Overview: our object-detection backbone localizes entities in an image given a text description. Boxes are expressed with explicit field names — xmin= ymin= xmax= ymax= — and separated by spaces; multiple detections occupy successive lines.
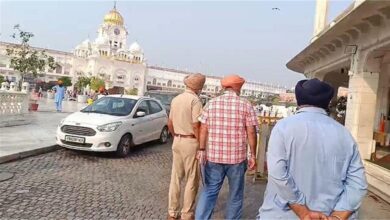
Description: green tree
xmin=58 ymin=76 xmax=72 ymax=87
xmin=0 ymin=75 xmax=4 ymax=84
xmin=74 ymin=76 xmax=91 ymax=90
xmin=271 ymin=95 xmax=281 ymax=105
xmin=126 ymin=88 xmax=138 ymax=95
xmin=246 ymin=95 xmax=259 ymax=105
xmin=6 ymin=25 xmax=56 ymax=86
xmin=90 ymin=76 xmax=105 ymax=91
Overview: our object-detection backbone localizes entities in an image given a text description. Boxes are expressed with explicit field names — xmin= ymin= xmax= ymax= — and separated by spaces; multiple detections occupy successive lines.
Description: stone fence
xmin=0 ymin=82 xmax=31 ymax=127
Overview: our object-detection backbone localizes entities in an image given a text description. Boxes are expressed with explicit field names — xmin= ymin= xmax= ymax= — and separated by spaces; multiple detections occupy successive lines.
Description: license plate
xmin=65 ymin=136 xmax=85 ymax=143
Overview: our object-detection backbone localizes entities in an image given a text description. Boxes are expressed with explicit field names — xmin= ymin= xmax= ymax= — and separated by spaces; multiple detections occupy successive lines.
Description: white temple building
xmin=0 ymin=4 xmax=287 ymax=97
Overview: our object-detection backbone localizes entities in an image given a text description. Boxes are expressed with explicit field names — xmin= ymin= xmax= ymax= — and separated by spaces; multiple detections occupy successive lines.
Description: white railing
xmin=0 ymin=82 xmax=31 ymax=127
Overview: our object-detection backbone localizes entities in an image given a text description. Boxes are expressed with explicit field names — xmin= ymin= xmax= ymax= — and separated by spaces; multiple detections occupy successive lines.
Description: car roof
xmin=146 ymin=90 xmax=180 ymax=95
xmin=104 ymin=94 xmax=161 ymax=102
xmin=105 ymin=94 xmax=142 ymax=100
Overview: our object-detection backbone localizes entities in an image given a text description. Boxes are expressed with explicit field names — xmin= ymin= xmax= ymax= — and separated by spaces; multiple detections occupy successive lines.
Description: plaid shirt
xmin=199 ymin=90 xmax=258 ymax=164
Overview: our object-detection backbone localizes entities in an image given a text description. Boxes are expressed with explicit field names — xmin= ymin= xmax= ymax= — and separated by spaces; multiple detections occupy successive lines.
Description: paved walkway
xmin=0 ymin=98 xmax=85 ymax=163
xmin=0 ymin=143 xmax=389 ymax=219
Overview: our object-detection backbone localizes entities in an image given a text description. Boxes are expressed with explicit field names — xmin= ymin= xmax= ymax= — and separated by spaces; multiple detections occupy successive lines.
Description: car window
xmin=145 ymin=92 xmax=178 ymax=106
xmin=136 ymin=101 xmax=150 ymax=115
xmin=112 ymin=100 xmax=125 ymax=109
xmin=148 ymin=100 xmax=163 ymax=114
xmin=95 ymin=98 xmax=110 ymax=108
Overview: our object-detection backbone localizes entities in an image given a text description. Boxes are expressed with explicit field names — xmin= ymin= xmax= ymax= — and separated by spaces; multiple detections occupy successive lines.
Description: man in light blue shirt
xmin=52 ymin=80 xmax=66 ymax=112
xmin=257 ymin=79 xmax=367 ymax=220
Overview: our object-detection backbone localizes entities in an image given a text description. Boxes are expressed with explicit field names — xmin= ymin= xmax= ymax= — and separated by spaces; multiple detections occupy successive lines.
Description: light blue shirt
xmin=53 ymin=85 xmax=66 ymax=103
xmin=258 ymin=107 xmax=367 ymax=220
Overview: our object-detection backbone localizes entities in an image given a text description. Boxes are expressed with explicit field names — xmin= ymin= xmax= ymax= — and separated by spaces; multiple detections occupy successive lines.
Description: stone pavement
xmin=0 ymin=98 xmax=85 ymax=163
xmin=0 ymin=141 xmax=389 ymax=219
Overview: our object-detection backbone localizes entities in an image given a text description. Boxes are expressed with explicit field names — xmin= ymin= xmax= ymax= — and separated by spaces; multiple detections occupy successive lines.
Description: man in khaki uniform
xmin=167 ymin=73 xmax=206 ymax=220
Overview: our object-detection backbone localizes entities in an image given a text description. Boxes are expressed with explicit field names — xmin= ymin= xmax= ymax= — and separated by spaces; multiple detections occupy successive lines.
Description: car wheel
xmin=159 ymin=126 xmax=169 ymax=144
xmin=116 ymin=134 xmax=133 ymax=157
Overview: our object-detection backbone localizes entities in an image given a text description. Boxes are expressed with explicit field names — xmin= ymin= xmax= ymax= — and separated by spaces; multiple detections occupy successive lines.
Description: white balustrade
xmin=0 ymin=82 xmax=31 ymax=127
xmin=9 ymin=82 xmax=17 ymax=91
xmin=1 ymin=82 xmax=9 ymax=90
xmin=22 ymin=82 xmax=30 ymax=93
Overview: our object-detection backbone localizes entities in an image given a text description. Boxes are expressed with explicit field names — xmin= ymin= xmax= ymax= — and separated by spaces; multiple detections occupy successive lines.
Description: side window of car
xmin=136 ymin=101 xmax=150 ymax=115
xmin=148 ymin=100 xmax=163 ymax=114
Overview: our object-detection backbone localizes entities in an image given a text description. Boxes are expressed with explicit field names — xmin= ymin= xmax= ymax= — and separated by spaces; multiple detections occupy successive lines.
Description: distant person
xmin=257 ymin=78 xmax=367 ymax=220
xmin=195 ymin=75 xmax=258 ymax=220
xmin=167 ymin=73 xmax=206 ymax=220
xmin=38 ymin=87 xmax=43 ymax=98
xmin=97 ymin=87 xmax=108 ymax=100
xmin=92 ymin=90 xmax=99 ymax=101
xmin=52 ymin=80 xmax=66 ymax=112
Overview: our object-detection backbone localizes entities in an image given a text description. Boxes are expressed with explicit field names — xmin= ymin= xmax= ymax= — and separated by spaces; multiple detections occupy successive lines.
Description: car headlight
xmin=97 ymin=122 xmax=122 ymax=132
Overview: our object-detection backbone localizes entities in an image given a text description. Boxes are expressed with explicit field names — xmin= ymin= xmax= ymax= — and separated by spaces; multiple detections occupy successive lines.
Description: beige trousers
xmin=168 ymin=137 xmax=199 ymax=220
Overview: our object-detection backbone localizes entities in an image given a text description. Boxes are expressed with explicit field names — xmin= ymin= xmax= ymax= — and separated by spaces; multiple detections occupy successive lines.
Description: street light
xmin=344 ymin=45 xmax=358 ymax=55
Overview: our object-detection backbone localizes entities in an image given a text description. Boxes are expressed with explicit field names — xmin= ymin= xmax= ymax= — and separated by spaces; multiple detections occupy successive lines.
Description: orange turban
xmin=184 ymin=73 xmax=206 ymax=91
xmin=58 ymin=80 xmax=63 ymax=85
xmin=221 ymin=75 xmax=245 ymax=90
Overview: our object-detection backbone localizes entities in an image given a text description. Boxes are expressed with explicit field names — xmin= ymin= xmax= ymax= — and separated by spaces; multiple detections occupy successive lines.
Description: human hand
xmin=329 ymin=210 xmax=351 ymax=220
xmin=196 ymin=150 xmax=206 ymax=165
xmin=302 ymin=211 xmax=329 ymax=220
xmin=327 ymin=216 xmax=342 ymax=220
xmin=248 ymin=156 xmax=256 ymax=170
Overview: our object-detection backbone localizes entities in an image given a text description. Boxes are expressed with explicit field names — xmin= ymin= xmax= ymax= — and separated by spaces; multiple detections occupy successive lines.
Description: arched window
xmin=56 ymin=64 xmax=63 ymax=74
xmin=152 ymin=78 xmax=157 ymax=85
xmin=167 ymin=80 xmax=172 ymax=87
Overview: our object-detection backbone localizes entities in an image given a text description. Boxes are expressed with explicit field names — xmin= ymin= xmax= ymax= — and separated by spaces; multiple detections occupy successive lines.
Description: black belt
xmin=174 ymin=134 xmax=196 ymax=139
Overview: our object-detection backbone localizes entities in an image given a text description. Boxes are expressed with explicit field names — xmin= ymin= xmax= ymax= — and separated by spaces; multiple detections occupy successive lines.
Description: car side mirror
xmin=136 ymin=111 xmax=146 ymax=117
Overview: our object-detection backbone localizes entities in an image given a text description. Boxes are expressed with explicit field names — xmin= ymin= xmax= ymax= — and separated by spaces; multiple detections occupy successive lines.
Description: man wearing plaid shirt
xmin=195 ymin=75 xmax=258 ymax=220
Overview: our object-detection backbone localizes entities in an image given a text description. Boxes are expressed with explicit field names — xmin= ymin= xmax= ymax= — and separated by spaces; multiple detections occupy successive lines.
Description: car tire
xmin=116 ymin=134 xmax=133 ymax=157
xmin=159 ymin=126 xmax=169 ymax=144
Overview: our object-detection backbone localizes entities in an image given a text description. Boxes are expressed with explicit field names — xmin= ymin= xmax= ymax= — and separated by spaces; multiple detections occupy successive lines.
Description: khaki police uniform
xmin=168 ymin=89 xmax=203 ymax=220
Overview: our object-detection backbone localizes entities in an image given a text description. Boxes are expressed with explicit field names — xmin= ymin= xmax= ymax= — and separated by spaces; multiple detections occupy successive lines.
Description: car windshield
xmin=81 ymin=97 xmax=137 ymax=116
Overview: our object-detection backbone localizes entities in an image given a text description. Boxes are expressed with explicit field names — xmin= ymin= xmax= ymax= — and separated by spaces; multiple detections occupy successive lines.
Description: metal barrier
xmin=252 ymin=115 xmax=282 ymax=182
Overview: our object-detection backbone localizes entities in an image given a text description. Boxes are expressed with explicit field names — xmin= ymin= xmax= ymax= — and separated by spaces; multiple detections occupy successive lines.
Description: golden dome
xmin=103 ymin=8 xmax=124 ymax=26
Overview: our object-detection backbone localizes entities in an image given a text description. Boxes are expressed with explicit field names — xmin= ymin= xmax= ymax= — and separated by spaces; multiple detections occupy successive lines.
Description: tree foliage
xmin=0 ymin=75 xmax=4 ymax=84
xmin=74 ymin=76 xmax=91 ymax=90
xmin=126 ymin=88 xmax=138 ymax=95
xmin=58 ymin=76 xmax=72 ymax=87
xmin=90 ymin=77 xmax=105 ymax=91
xmin=6 ymin=25 xmax=56 ymax=82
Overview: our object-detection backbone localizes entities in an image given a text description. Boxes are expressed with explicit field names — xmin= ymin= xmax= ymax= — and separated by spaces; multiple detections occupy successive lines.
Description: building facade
xmin=0 ymin=5 xmax=287 ymax=97
xmin=287 ymin=0 xmax=390 ymax=202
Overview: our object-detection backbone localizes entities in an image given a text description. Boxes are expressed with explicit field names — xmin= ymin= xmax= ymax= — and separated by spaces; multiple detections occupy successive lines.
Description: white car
xmin=56 ymin=95 xmax=169 ymax=157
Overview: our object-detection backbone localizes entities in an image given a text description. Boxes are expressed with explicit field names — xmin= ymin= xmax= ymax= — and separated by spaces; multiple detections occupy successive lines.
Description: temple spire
xmin=113 ymin=1 xmax=117 ymax=10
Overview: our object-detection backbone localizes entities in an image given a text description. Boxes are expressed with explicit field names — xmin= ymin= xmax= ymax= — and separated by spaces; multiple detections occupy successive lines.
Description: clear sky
xmin=0 ymin=0 xmax=353 ymax=87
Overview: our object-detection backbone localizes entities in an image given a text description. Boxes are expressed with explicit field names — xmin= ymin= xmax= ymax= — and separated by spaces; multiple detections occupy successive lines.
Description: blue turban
xmin=295 ymin=78 xmax=335 ymax=109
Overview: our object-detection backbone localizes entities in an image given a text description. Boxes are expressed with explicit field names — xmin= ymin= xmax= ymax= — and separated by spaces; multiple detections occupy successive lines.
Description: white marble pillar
xmin=345 ymin=71 xmax=380 ymax=159
xmin=354 ymin=0 xmax=366 ymax=8
xmin=312 ymin=0 xmax=329 ymax=42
